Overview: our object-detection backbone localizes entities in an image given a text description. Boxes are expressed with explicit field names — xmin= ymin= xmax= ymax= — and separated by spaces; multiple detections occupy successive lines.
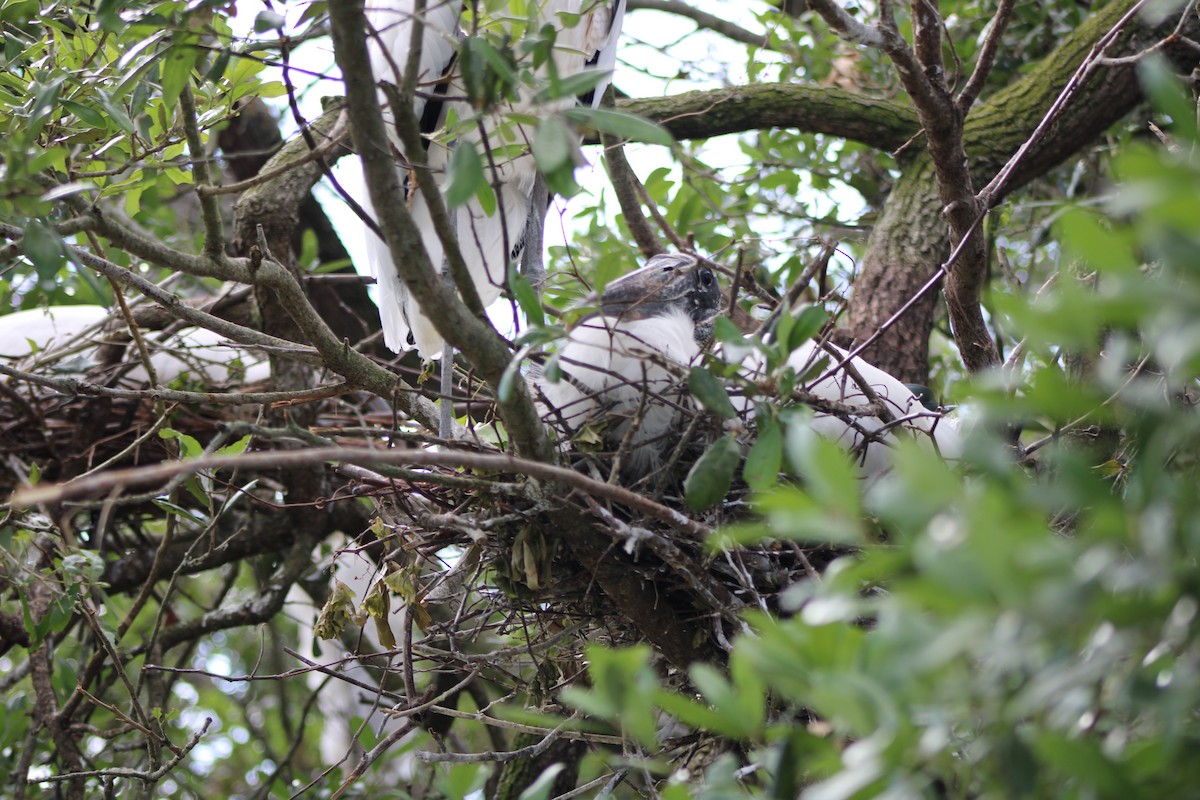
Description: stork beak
xmin=595 ymin=253 xmax=722 ymax=340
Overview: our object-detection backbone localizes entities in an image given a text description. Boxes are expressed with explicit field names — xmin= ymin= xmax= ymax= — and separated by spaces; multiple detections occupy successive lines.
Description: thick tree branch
xmin=616 ymin=84 xmax=919 ymax=152
xmin=957 ymin=0 xmax=1016 ymax=113
xmin=845 ymin=0 xmax=1200 ymax=381
xmin=813 ymin=0 xmax=997 ymax=373
xmin=601 ymin=132 xmax=665 ymax=259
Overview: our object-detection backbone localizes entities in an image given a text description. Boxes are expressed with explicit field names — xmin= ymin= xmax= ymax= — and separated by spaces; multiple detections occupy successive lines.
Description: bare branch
xmin=627 ymin=0 xmax=771 ymax=49
xmin=11 ymin=447 xmax=714 ymax=539
xmin=178 ymin=85 xmax=225 ymax=260
xmin=601 ymin=132 xmax=665 ymax=259
xmin=957 ymin=0 xmax=1016 ymax=113
xmin=804 ymin=0 xmax=885 ymax=48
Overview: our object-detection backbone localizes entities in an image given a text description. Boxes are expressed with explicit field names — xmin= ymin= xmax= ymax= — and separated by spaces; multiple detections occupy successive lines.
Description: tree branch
xmin=627 ymin=0 xmax=771 ymax=49
xmin=12 ymin=447 xmax=714 ymax=539
xmin=810 ymin=0 xmax=997 ymax=373
xmin=327 ymin=0 xmax=554 ymax=462
xmin=601 ymin=132 xmax=665 ymax=259
xmin=616 ymin=83 xmax=919 ymax=152
xmin=956 ymin=0 xmax=1015 ymax=113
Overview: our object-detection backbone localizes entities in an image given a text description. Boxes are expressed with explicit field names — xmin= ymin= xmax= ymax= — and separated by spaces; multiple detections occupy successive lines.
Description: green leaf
xmin=499 ymin=342 xmax=539 ymax=404
xmin=533 ymin=116 xmax=576 ymax=184
xmin=535 ymin=68 xmax=606 ymax=104
xmin=743 ymin=417 xmax=782 ymax=490
xmin=684 ymin=434 xmax=741 ymax=511
xmin=150 ymin=498 xmax=208 ymax=526
xmin=215 ymin=434 xmax=253 ymax=457
xmin=786 ymin=306 xmax=828 ymax=354
xmin=61 ymin=552 xmax=104 ymax=585
xmin=713 ymin=315 xmax=750 ymax=347
xmin=21 ymin=220 xmax=66 ymax=281
xmin=95 ymin=90 xmax=137 ymax=135
xmin=508 ymin=263 xmax=544 ymax=328
xmin=40 ymin=182 xmax=89 ymax=204
xmin=517 ymin=765 xmax=567 ymax=800
xmin=755 ymin=484 xmax=863 ymax=545
xmin=688 ymin=367 xmax=736 ymax=419
xmin=1138 ymin=55 xmax=1199 ymax=141
xmin=783 ymin=411 xmax=858 ymax=508
xmin=471 ymin=37 xmax=519 ymax=94
xmin=159 ymin=38 xmax=199 ymax=109
xmin=60 ymin=100 xmax=107 ymax=128
xmin=1033 ymin=732 xmax=1134 ymax=799
xmin=445 ymin=143 xmax=485 ymax=208
xmin=1058 ymin=208 xmax=1136 ymax=274
xmin=253 ymin=9 xmax=286 ymax=32
xmin=655 ymin=689 xmax=744 ymax=738
xmin=159 ymin=428 xmax=203 ymax=459
xmin=563 ymin=107 xmax=674 ymax=146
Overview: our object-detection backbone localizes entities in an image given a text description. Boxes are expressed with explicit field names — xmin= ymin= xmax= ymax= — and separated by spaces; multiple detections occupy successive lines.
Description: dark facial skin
xmin=594 ymin=253 xmax=721 ymax=343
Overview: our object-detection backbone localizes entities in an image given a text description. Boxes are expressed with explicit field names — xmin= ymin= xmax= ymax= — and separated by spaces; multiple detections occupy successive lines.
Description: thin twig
xmin=12 ymin=446 xmax=714 ymax=538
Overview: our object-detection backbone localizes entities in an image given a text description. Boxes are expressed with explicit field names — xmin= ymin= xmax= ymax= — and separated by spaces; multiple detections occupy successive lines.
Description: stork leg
xmin=439 ymin=340 xmax=454 ymax=438
xmin=439 ymin=196 xmax=461 ymax=440
xmin=519 ymin=173 xmax=550 ymax=293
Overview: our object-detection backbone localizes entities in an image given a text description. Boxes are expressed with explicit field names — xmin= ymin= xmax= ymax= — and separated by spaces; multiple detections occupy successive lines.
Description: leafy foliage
xmin=554 ymin=78 xmax=1200 ymax=799
xmin=1 ymin=1 xmax=1199 ymax=799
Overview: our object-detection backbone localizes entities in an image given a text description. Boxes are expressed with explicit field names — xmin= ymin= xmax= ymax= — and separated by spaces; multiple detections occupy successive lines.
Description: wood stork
xmin=534 ymin=253 xmax=721 ymax=479
xmin=534 ymin=256 xmax=961 ymax=485
xmin=731 ymin=341 xmax=962 ymax=486
xmin=0 ymin=305 xmax=269 ymax=386
xmin=363 ymin=0 xmax=627 ymax=358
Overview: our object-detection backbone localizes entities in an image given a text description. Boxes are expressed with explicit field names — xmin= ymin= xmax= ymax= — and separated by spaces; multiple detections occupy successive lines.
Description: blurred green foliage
xmin=555 ymin=60 xmax=1200 ymax=799
xmin=3 ymin=0 xmax=1198 ymax=798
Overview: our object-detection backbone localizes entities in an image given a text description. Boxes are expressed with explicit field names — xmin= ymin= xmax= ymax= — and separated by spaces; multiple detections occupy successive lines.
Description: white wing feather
xmin=364 ymin=0 xmax=626 ymax=357
xmin=536 ymin=306 xmax=699 ymax=477
xmin=0 ymin=305 xmax=269 ymax=386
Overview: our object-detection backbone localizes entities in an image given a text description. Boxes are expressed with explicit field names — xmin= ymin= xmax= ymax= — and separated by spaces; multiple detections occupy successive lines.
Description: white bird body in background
xmin=286 ymin=543 xmax=416 ymax=775
xmin=732 ymin=341 xmax=962 ymax=485
xmin=364 ymin=0 xmax=626 ymax=357
xmin=0 ymin=305 xmax=269 ymax=387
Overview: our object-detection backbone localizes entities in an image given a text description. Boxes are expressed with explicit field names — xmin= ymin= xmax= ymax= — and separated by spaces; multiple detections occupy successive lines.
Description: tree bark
xmin=619 ymin=0 xmax=1200 ymax=381
xmin=842 ymin=0 xmax=1200 ymax=381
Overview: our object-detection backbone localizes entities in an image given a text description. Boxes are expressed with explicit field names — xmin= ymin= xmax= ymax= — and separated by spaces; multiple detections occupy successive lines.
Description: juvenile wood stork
xmin=363 ymin=0 xmax=626 ymax=358
xmin=534 ymin=255 xmax=961 ymax=486
xmin=535 ymin=253 xmax=721 ymax=478
xmin=732 ymin=341 xmax=962 ymax=486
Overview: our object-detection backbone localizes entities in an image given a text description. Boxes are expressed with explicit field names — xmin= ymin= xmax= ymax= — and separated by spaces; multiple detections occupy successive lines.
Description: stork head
xmin=594 ymin=253 xmax=722 ymax=343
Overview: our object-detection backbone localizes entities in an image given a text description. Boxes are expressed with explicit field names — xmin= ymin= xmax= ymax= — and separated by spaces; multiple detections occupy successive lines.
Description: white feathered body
xmin=286 ymin=544 xmax=414 ymax=774
xmin=733 ymin=340 xmax=962 ymax=485
xmin=536 ymin=306 xmax=700 ymax=477
xmin=0 ymin=305 xmax=269 ymax=386
xmin=364 ymin=0 xmax=626 ymax=356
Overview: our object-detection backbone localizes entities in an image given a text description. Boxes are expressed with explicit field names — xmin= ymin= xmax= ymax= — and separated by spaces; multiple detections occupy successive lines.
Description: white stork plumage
xmin=534 ymin=256 xmax=962 ymax=485
xmin=0 ymin=305 xmax=269 ymax=386
xmin=363 ymin=0 xmax=626 ymax=358
xmin=730 ymin=340 xmax=962 ymax=486
xmin=535 ymin=253 xmax=721 ymax=478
